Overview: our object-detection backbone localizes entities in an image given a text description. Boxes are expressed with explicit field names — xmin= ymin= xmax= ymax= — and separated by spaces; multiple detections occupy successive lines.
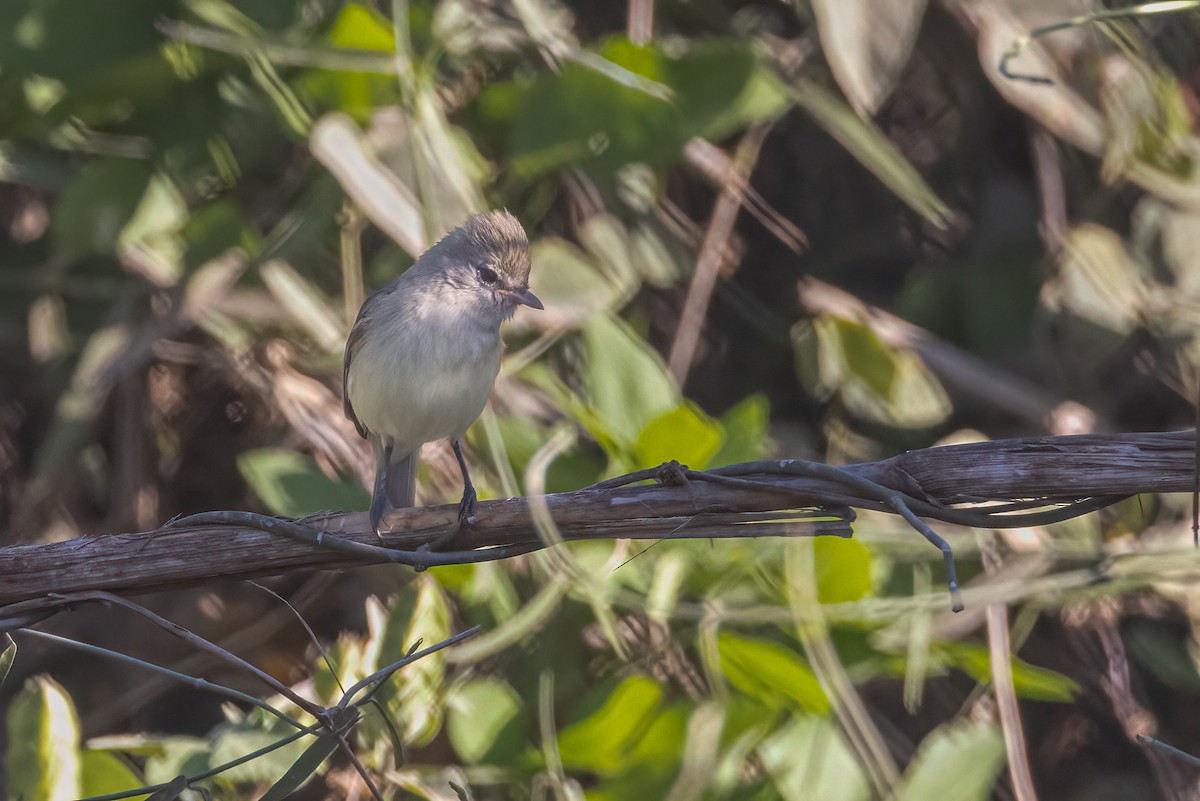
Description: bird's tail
xmin=385 ymin=448 xmax=419 ymax=510
xmin=369 ymin=440 xmax=418 ymax=535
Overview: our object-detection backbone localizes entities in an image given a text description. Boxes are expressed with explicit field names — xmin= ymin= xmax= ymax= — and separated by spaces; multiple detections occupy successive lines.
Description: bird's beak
xmin=504 ymin=287 xmax=544 ymax=310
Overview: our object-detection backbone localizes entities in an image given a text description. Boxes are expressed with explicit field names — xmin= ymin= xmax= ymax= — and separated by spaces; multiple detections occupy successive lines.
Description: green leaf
xmin=1050 ymin=224 xmax=1142 ymax=335
xmin=52 ymin=157 xmax=153 ymax=258
xmin=81 ymin=750 xmax=148 ymax=801
xmin=382 ymin=574 xmax=452 ymax=746
xmin=581 ymin=314 xmax=678 ymax=448
xmin=118 ymin=172 xmax=188 ymax=282
xmin=140 ymin=736 xmax=209 ymax=785
xmin=447 ymin=677 xmax=525 ymax=764
xmin=711 ymin=394 xmax=770 ymax=466
xmin=259 ymin=731 xmax=342 ymax=801
xmin=831 ymin=317 xmax=895 ymax=397
xmin=717 ymin=632 xmax=829 ymax=715
xmin=297 ymin=3 xmax=400 ymax=119
xmin=494 ymin=37 xmax=789 ymax=179
xmin=0 ymin=635 xmax=14 ymax=686
xmin=796 ymin=315 xmax=951 ymax=429
xmin=5 ymin=676 xmax=82 ymax=801
xmin=759 ymin=716 xmax=870 ymax=801
xmin=0 ymin=0 xmax=162 ymax=78
xmin=814 ymin=537 xmax=872 ymax=604
xmin=586 ymin=704 xmax=689 ymax=801
xmin=893 ymin=722 xmax=1005 ymax=801
xmin=527 ymin=237 xmax=622 ymax=327
xmin=558 ymin=675 xmax=664 ymax=774
xmin=1125 ymin=622 xmax=1200 ymax=694
xmin=238 ymin=449 xmax=370 ymax=518
xmin=792 ymin=77 xmax=951 ymax=229
xmin=206 ymin=722 xmax=310 ymax=786
xmin=184 ymin=200 xmax=260 ymax=271
xmin=634 ymin=402 xmax=723 ymax=471
xmin=298 ymin=2 xmax=399 ymax=120
xmin=937 ymin=642 xmax=1079 ymax=702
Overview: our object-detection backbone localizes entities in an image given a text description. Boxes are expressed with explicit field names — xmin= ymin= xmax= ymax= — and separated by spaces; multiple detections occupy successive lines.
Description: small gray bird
xmin=343 ymin=210 xmax=542 ymax=536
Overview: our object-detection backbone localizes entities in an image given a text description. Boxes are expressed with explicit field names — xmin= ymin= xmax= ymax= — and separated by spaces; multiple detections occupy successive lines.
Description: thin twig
xmin=1137 ymin=734 xmax=1200 ymax=769
xmin=668 ymin=125 xmax=771 ymax=385
xmin=627 ymin=0 xmax=654 ymax=43
xmin=980 ymin=534 xmax=1039 ymax=801
xmin=248 ymin=580 xmax=346 ymax=696
xmin=17 ymin=629 xmax=314 ymax=733
xmin=998 ymin=1 xmax=1200 ymax=84
xmin=48 ymin=591 xmax=325 ymax=719
xmin=338 ymin=626 xmax=481 ymax=708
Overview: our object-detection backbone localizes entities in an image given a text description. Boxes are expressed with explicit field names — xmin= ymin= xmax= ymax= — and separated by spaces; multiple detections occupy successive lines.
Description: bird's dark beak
xmin=505 ymin=287 xmax=544 ymax=310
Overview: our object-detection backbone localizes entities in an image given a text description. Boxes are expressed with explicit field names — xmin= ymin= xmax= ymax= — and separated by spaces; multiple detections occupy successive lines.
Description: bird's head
xmin=431 ymin=210 xmax=542 ymax=325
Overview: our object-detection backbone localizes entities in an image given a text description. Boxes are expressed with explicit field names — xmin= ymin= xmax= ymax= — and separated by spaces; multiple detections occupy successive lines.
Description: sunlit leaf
xmin=936 ymin=642 xmax=1080 ymax=701
xmin=558 ymin=675 xmax=664 ymax=774
xmin=384 ymin=574 xmax=452 ymax=746
xmin=634 ymin=402 xmax=723 ymax=471
xmin=582 ymin=314 xmax=678 ymax=447
xmin=207 ymin=722 xmax=309 ymax=785
xmin=447 ymin=678 xmax=525 ymax=764
xmin=587 ymin=704 xmax=689 ymax=801
xmin=717 ymin=631 xmax=829 ymax=715
xmin=0 ymin=635 xmax=14 ymax=686
xmin=238 ymin=448 xmax=370 ymax=517
xmin=830 ymin=317 xmax=896 ymax=398
xmin=1102 ymin=65 xmax=1194 ymax=181
xmin=893 ymin=722 xmax=1004 ymax=801
xmin=140 ymin=737 xmax=209 ymax=785
xmin=796 ymin=315 xmax=951 ymax=428
xmin=1048 ymin=224 xmax=1143 ymax=335
xmin=711 ymin=394 xmax=769 ymax=466
xmin=5 ymin=676 xmax=82 ymax=801
xmin=760 ymin=715 xmax=869 ymax=801
xmin=814 ymin=537 xmax=872 ymax=604
xmin=80 ymin=750 xmax=148 ymax=801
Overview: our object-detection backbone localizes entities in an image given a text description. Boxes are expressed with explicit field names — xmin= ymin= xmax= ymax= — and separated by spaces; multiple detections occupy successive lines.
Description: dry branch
xmin=0 ymin=430 xmax=1193 ymax=614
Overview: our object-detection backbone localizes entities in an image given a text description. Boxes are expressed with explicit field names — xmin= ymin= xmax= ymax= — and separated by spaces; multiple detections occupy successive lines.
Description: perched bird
xmin=343 ymin=210 xmax=542 ymax=537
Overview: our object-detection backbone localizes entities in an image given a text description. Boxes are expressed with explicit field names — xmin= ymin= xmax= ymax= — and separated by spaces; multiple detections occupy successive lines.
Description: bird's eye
xmin=477 ymin=266 xmax=499 ymax=285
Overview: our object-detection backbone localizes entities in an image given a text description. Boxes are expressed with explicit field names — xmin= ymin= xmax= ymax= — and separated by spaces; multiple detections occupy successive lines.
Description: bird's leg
xmin=418 ymin=438 xmax=477 ymax=554
xmin=453 ymin=437 xmax=478 ymax=524
xmin=369 ymin=443 xmax=392 ymax=542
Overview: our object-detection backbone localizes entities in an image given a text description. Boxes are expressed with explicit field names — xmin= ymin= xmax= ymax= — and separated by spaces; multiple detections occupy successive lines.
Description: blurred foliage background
xmin=3 ymin=0 xmax=1200 ymax=798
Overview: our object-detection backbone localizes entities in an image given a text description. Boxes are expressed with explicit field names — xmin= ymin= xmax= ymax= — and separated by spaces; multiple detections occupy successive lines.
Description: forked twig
xmin=998 ymin=1 xmax=1200 ymax=84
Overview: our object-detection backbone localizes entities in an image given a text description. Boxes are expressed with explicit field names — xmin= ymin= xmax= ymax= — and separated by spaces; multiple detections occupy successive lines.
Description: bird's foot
xmin=457 ymin=487 xmax=478 ymax=525
xmin=369 ymin=499 xmax=388 ymax=545
xmin=416 ymin=490 xmax=478 ymax=557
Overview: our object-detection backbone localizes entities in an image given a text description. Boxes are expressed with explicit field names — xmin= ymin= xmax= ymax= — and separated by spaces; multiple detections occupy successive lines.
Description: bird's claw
xmin=457 ymin=488 xmax=478 ymax=525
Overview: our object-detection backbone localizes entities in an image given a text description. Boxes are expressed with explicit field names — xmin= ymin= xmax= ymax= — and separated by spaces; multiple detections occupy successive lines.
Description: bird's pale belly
xmin=348 ymin=332 xmax=501 ymax=447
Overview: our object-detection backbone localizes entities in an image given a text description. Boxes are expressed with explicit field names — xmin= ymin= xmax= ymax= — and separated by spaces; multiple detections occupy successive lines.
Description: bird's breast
xmin=346 ymin=307 xmax=503 ymax=447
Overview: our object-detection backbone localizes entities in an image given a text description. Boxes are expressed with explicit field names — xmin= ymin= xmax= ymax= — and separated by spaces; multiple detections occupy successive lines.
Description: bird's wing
xmin=343 ymin=291 xmax=383 ymax=439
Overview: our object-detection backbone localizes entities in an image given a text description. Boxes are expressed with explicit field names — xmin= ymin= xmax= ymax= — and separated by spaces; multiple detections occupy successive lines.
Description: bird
xmin=343 ymin=210 xmax=542 ymax=538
